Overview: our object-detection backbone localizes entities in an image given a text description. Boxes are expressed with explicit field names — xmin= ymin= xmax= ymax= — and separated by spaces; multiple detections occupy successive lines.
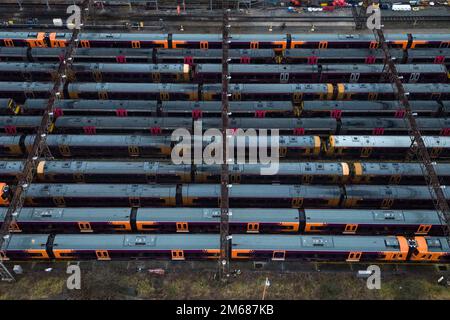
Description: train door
xmin=280 ymin=72 xmax=289 ymax=83
xmin=350 ymin=73 xmax=360 ymax=83
xmin=4 ymin=39 xmax=14 ymax=47
xmin=408 ymin=72 xmax=420 ymax=83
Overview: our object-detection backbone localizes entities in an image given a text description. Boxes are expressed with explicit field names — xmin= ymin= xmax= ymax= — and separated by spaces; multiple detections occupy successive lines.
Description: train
xmin=0 ymin=62 xmax=446 ymax=84
xmin=1 ymin=134 xmax=450 ymax=159
xmin=0 ymin=47 xmax=449 ymax=67
xmin=0 ymin=32 xmax=449 ymax=50
xmin=5 ymin=99 xmax=450 ymax=118
xmin=2 ymin=115 xmax=450 ymax=136
xmin=1 ymin=233 xmax=449 ymax=263
xmin=1 ymin=160 xmax=449 ymax=185
xmin=1 ymin=82 xmax=450 ymax=103
xmin=1 ymin=183 xmax=450 ymax=209
xmin=0 ymin=207 xmax=446 ymax=236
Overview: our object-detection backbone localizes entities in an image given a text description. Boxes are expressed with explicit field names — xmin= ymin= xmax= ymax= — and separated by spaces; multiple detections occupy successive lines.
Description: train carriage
xmin=0 ymin=207 xmax=132 ymax=233
xmin=283 ymin=48 xmax=403 ymax=64
xmin=161 ymin=101 xmax=295 ymax=117
xmin=20 ymin=99 xmax=160 ymax=116
xmin=0 ymin=32 xmax=49 ymax=48
xmin=300 ymin=100 xmax=445 ymax=117
xmin=202 ymin=83 xmax=333 ymax=101
xmin=78 ymin=33 xmax=168 ymax=49
xmin=24 ymin=134 xmax=174 ymax=158
xmin=50 ymin=234 xmax=220 ymax=260
xmin=0 ymin=234 xmax=50 ymax=260
xmin=36 ymin=161 xmax=191 ymax=183
xmin=0 ymin=47 xmax=29 ymax=62
xmin=405 ymin=48 xmax=450 ymax=65
xmin=67 ymin=82 xmax=198 ymax=100
xmin=181 ymin=184 xmax=342 ymax=208
xmin=0 ymin=135 xmax=23 ymax=157
xmin=303 ymin=209 xmax=447 ymax=236
xmin=336 ymin=83 xmax=450 ymax=101
xmin=344 ymin=185 xmax=450 ymax=209
xmin=30 ymin=47 xmax=154 ymax=63
xmin=155 ymin=48 xmax=278 ymax=64
xmin=196 ymin=162 xmax=349 ymax=184
xmin=321 ymin=64 xmax=448 ymax=83
xmin=21 ymin=183 xmax=178 ymax=207
xmin=326 ymin=135 xmax=450 ymax=159
xmin=0 ymin=82 xmax=55 ymax=102
xmin=352 ymin=162 xmax=450 ymax=185
xmin=53 ymin=116 xmax=193 ymax=134
xmin=195 ymin=64 xmax=320 ymax=83
xmin=0 ymin=99 xmax=17 ymax=115
xmin=231 ymin=234 xmax=412 ymax=262
xmin=135 ymin=208 xmax=300 ymax=233
xmin=231 ymin=234 xmax=450 ymax=263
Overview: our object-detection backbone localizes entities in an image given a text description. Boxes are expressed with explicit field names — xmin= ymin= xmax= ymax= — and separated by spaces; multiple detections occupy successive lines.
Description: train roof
xmin=182 ymin=184 xmax=341 ymax=198
xmin=75 ymin=63 xmax=188 ymax=73
xmin=136 ymin=208 xmax=299 ymax=223
xmin=302 ymin=100 xmax=441 ymax=112
xmin=24 ymin=134 xmax=173 ymax=147
xmin=339 ymin=83 xmax=450 ymax=93
xmin=162 ymin=101 xmax=293 ymax=112
xmin=52 ymin=234 xmax=219 ymax=250
xmin=0 ymin=161 xmax=23 ymax=175
xmin=357 ymin=162 xmax=450 ymax=176
xmin=78 ymin=33 xmax=166 ymax=41
xmin=24 ymin=184 xmax=177 ymax=198
xmin=345 ymin=185 xmax=450 ymax=199
xmin=231 ymin=234 xmax=406 ymax=252
xmin=422 ymin=237 xmax=450 ymax=253
xmin=197 ymin=64 xmax=320 ymax=73
xmin=223 ymin=83 xmax=331 ymax=93
xmin=0 ymin=99 xmax=14 ymax=109
xmin=304 ymin=209 xmax=444 ymax=225
xmin=284 ymin=48 xmax=403 ymax=58
xmin=197 ymin=162 xmax=346 ymax=175
xmin=156 ymin=49 xmax=276 ymax=58
xmin=40 ymin=160 xmax=190 ymax=175
xmin=1 ymin=234 xmax=49 ymax=251
xmin=329 ymin=135 xmax=450 ymax=148
xmin=0 ymin=82 xmax=56 ymax=92
xmin=54 ymin=116 xmax=193 ymax=129
xmin=0 ymin=135 xmax=22 ymax=145
xmin=322 ymin=64 xmax=447 ymax=73
xmin=67 ymin=82 xmax=197 ymax=93
xmin=23 ymin=99 xmax=159 ymax=111
xmin=0 ymin=116 xmax=41 ymax=127
xmin=0 ymin=207 xmax=131 ymax=223
xmin=202 ymin=117 xmax=337 ymax=129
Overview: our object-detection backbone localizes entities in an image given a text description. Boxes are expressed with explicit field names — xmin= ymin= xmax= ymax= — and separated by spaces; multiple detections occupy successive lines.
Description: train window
xmin=55 ymin=33 xmax=66 ymax=38
xmin=28 ymin=32 xmax=38 ymax=37
xmin=426 ymin=238 xmax=442 ymax=248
